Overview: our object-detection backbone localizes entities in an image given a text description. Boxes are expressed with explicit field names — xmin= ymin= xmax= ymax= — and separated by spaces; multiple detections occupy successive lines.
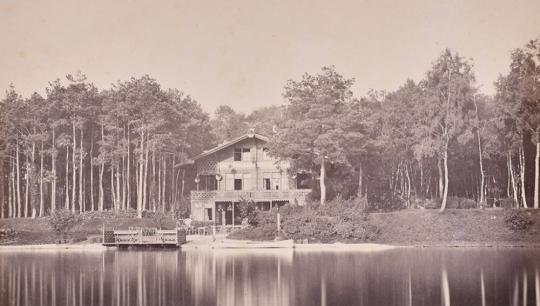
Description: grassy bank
xmin=371 ymin=209 xmax=540 ymax=245
xmin=0 ymin=211 xmax=176 ymax=245
xmin=229 ymin=207 xmax=540 ymax=246
xmin=1 ymin=208 xmax=539 ymax=246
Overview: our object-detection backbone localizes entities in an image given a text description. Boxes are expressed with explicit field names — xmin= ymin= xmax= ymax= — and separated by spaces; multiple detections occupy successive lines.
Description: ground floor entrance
xmin=215 ymin=201 xmax=240 ymax=226
xmin=212 ymin=200 xmax=289 ymax=225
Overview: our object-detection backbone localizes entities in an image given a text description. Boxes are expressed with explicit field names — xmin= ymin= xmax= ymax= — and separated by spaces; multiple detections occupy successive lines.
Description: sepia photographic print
xmin=1 ymin=0 xmax=540 ymax=305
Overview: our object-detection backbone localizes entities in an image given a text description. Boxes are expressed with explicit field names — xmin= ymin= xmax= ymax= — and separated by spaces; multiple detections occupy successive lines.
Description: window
xmin=242 ymin=148 xmax=251 ymax=161
xmin=205 ymin=208 xmax=212 ymax=221
xmin=234 ymin=148 xmax=242 ymax=161
xmin=201 ymin=175 xmax=217 ymax=191
xmin=263 ymin=173 xmax=281 ymax=190
xmin=234 ymin=148 xmax=250 ymax=161
xmin=272 ymin=173 xmax=281 ymax=190
xmin=234 ymin=179 xmax=243 ymax=190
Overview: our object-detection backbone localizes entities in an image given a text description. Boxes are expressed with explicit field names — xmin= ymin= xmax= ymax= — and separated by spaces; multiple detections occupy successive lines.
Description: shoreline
xmin=1 ymin=240 xmax=540 ymax=251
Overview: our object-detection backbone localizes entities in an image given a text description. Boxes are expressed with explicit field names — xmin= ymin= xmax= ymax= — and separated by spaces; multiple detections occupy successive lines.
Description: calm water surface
xmin=0 ymin=247 xmax=539 ymax=306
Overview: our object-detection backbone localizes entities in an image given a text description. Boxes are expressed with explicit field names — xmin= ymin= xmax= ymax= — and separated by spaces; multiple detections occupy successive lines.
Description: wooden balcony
xmin=191 ymin=189 xmax=311 ymax=203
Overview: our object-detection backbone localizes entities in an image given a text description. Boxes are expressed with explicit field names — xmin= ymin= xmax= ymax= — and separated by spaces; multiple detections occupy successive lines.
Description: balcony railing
xmin=191 ymin=189 xmax=311 ymax=202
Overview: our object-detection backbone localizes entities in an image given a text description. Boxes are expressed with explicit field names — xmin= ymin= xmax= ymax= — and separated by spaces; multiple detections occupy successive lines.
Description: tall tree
xmin=420 ymin=49 xmax=476 ymax=212
xmin=211 ymin=105 xmax=249 ymax=143
xmin=269 ymin=66 xmax=354 ymax=205
xmin=497 ymin=39 xmax=540 ymax=209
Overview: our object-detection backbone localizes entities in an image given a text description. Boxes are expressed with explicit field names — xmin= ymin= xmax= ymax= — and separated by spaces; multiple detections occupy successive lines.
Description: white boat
xmin=211 ymin=239 xmax=294 ymax=249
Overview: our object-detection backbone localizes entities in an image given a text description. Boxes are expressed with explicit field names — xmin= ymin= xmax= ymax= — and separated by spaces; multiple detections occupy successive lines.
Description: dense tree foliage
xmin=270 ymin=43 xmax=539 ymax=211
xmin=0 ymin=75 xmax=214 ymax=218
xmin=0 ymin=38 xmax=539 ymax=219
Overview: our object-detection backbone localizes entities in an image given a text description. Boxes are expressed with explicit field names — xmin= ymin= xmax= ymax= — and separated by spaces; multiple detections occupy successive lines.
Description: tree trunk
xmin=151 ymin=149 xmax=156 ymax=212
xmin=320 ymin=158 xmax=326 ymax=206
xmin=437 ymin=158 xmax=444 ymax=198
xmin=122 ymin=155 xmax=126 ymax=210
xmin=25 ymin=155 xmax=29 ymax=218
xmin=162 ymin=155 xmax=167 ymax=211
xmin=115 ymin=162 xmax=121 ymax=211
xmin=79 ymin=128 xmax=84 ymax=213
xmin=0 ymin=161 xmax=4 ymax=218
xmin=357 ymin=162 xmax=363 ymax=198
xmin=8 ymin=161 xmax=13 ymax=218
xmin=405 ymin=163 xmax=411 ymax=208
xmin=419 ymin=160 xmax=424 ymax=198
xmin=143 ymin=134 xmax=149 ymax=212
xmin=90 ymin=132 xmax=95 ymax=211
xmin=174 ymin=168 xmax=181 ymax=212
xmin=158 ymin=155 xmax=161 ymax=209
xmin=440 ymin=147 xmax=450 ymax=212
xmin=15 ymin=138 xmax=21 ymax=218
xmin=507 ymin=153 xmax=511 ymax=198
xmin=519 ymin=142 xmax=528 ymax=208
xmin=137 ymin=129 xmax=144 ymax=218
xmin=39 ymin=141 xmax=44 ymax=217
xmin=111 ymin=164 xmax=116 ymax=210
xmin=477 ymin=130 xmax=485 ymax=206
xmin=169 ymin=155 xmax=174 ymax=212
xmin=72 ymin=122 xmax=77 ymax=213
xmin=127 ymin=126 xmax=131 ymax=210
xmin=509 ymin=152 xmax=519 ymax=207
xmin=51 ymin=128 xmax=56 ymax=213
xmin=99 ymin=125 xmax=104 ymax=211
xmin=534 ymin=131 xmax=539 ymax=209
xmin=30 ymin=141 xmax=38 ymax=219
xmin=65 ymin=146 xmax=70 ymax=210
xmin=98 ymin=159 xmax=104 ymax=211
xmin=181 ymin=168 xmax=185 ymax=198
xmin=473 ymin=98 xmax=486 ymax=206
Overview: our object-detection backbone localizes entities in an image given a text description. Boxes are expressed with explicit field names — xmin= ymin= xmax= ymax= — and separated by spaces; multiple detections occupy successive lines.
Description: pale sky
xmin=1 ymin=0 xmax=539 ymax=114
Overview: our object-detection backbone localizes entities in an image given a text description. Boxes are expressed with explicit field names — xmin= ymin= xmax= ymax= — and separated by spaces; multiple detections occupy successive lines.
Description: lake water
xmin=0 ymin=247 xmax=539 ymax=306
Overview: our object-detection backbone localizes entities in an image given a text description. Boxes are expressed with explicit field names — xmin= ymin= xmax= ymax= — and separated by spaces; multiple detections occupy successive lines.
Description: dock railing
xmin=102 ymin=227 xmax=186 ymax=247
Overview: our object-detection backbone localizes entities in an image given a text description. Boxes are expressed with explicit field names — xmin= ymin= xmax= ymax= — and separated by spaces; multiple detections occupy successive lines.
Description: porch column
xmin=232 ymin=202 xmax=235 ymax=226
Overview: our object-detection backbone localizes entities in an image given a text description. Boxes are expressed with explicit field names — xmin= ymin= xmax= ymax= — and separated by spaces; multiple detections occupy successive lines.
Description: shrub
xmin=78 ymin=209 xmax=138 ymax=220
xmin=459 ymin=198 xmax=477 ymax=209
xmin=230 ymin=200 xmax=382 ymax=243
xmin=498 ymin=198 xmax=515 ymax=209
xmin=151 ymin=209 xmax=173 ymax=229
xmin=228 ymin=224 xmax=276 ymax=241
xmin=0 ymin=227 xmax=17 ymax=241
xmin=504 ymin=210 xmax=535 ymax=231
xmin=49 ymin=209 xmax=81 ymax=241
xmin=190 ymin=220 xmax=214 ymax=228
xmin=413 ymin=198 xmax=441 ymax=209
xmin=238 ymin=199 xmax=258 ymax=225
xmin=446 ymin=197 xmax=461 ymax=209
xmin=279 ymin=200 xmax=381 ymax=242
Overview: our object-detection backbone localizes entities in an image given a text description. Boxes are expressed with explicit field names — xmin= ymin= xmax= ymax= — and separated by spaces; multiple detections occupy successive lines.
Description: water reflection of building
xmin=184 ymin=249 xmax=293 ymax=306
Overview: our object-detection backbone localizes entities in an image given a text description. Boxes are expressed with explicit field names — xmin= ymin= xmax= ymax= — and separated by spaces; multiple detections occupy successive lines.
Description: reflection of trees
xmin=441 ymin=267 xmax=450 ymax=306
xmin=0 ymin=249 xmax=539 ymax=305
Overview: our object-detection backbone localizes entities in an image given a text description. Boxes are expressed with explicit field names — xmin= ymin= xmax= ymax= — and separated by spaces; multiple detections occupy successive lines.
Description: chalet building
xmin=184 ymin=130 xmax=311 ymax=225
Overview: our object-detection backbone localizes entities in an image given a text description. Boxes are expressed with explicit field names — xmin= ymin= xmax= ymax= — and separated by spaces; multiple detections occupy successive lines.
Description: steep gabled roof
xmin=192 ymin=132 xmax=269 ymax=161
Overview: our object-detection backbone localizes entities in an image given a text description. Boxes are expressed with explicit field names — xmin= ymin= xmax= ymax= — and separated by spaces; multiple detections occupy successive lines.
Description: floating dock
xmin=102 ymin=228 xmax=186 ymax=248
